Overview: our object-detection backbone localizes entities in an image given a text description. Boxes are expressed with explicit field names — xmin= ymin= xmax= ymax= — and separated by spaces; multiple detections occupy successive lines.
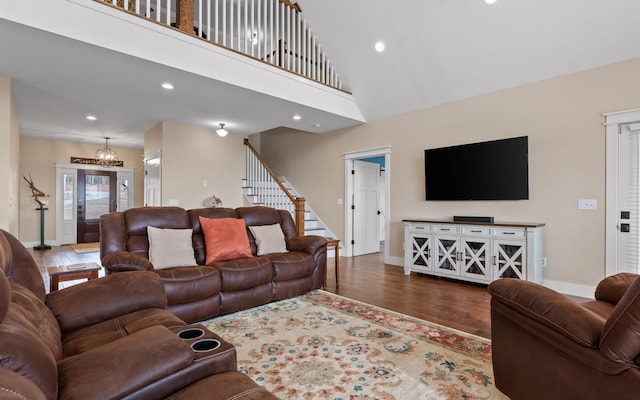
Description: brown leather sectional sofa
xmin=488 ymin=273 xmax=640 ymax=400
xmin=100 ymin=205 xmax=328 ymax=323
xmin=0 ymin=228 xmax=277 ymax=399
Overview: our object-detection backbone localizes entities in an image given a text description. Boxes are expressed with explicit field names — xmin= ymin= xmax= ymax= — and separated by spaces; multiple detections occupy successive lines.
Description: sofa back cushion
xmin=600 ymin=276 xmax=640 ymax=364
xmin=188 ymin=208 xmax=240 ymax=265
xmin=123 ymin=207 xmax=190 ymax=260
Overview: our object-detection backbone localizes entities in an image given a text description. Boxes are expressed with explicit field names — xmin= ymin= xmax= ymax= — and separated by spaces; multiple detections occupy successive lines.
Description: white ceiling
xmin=2 ymin=0 xmax=640 ymax=149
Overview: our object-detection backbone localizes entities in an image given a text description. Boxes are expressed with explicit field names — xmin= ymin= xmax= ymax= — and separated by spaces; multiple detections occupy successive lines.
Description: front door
xmin=77 ymin=169 xmax=117 ymax=243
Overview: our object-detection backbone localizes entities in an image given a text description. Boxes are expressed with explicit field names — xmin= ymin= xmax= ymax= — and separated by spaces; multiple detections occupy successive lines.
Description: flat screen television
xmin=424 ymin=136 xmax=529 ymax=201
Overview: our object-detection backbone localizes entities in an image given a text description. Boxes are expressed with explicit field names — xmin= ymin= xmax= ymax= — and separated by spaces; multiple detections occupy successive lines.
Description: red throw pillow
xmin=199 ymin=216 xmax=253 ymax=264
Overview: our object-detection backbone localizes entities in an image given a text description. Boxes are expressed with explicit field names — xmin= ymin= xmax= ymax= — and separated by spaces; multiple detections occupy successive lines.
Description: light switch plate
xmin=578 ymin=199 xmax=597 ymax=210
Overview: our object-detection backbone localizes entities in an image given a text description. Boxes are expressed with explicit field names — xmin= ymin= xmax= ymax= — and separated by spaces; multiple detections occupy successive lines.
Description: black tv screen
xmin=425 ymin=136 xmax=529 ymax=201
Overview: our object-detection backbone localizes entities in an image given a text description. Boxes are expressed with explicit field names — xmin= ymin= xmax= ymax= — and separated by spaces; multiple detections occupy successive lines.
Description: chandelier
xmin=95 ymin=137 xmax=119 ymax=167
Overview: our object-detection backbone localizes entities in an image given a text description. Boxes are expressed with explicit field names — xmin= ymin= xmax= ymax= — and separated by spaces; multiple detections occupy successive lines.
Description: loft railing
xmin=243 ymin=139 xmax=306 ymax=236
xmin=98 ymin=0 xmax=345 ymax=91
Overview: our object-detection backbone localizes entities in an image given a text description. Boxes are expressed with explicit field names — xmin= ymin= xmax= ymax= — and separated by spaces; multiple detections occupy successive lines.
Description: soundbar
xmin=453 ymin=216 xmax=495 ymax=223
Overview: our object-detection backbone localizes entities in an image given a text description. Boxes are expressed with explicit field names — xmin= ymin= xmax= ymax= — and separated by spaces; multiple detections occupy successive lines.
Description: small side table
xmin=325 ymin=239 xmax=340 ymax=287
xmin=47 ymin=262 xmax=101 ymax=292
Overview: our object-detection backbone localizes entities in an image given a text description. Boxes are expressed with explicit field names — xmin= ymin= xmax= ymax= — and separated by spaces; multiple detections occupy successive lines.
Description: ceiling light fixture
xmin=162 ymin=82 xmax=174 ymax=90
xmin=293 ymin=115 xmax=301 ymax=120
xmin=484 ymin=0 xmax=497 ymax=5
xmin=374 ymin=41 xmax=385 ymax=53
xmin=86 ymin=115 xmax=97 ymax=121
xmin=216 ymin=123 xmax=229 ymax=137
xmin=95 ymin=137 xmax=119 ymax=167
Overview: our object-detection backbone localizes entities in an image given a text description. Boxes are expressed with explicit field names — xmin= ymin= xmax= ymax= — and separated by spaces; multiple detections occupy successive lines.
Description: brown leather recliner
xmin=0 ymin=228 xmax=241 ymax=399
xmin=488 ymin=273 xmax=640 ymax=400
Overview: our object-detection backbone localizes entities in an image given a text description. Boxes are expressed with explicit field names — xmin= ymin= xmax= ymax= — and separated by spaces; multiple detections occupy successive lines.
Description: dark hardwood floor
xmin=28 ymin=247 xmax=493 ymax=339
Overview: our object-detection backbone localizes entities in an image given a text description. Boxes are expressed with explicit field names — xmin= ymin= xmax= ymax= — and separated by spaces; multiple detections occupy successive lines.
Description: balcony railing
xmin=98 ymin=0 xmax=346 ymax=91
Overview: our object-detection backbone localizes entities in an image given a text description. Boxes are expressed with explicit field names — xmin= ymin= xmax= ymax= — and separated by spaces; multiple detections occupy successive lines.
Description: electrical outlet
xmin=578 ymin=199 xmax=597 ymax=210
xmin=541 ymin=257 xmax=547 ymax=268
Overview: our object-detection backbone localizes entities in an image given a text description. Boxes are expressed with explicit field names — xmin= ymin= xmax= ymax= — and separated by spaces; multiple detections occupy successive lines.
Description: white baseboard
xmin=22 ymin=240 xmax=63 ymax=248
xmin=541 ymin=280 xmax=595 ymax=299
xmin=385 ymin=255 xmax=403 ymax=267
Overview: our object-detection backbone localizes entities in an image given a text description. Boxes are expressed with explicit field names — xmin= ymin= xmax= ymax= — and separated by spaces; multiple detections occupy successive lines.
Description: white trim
xmin=605 ymin=109 xmax=640 ymax=277
xmin=542 ymin=280 xmax=595 ymax=299
xmin=385 ymin=256 xmax=403 ymax=267
xmin=343 ymin=146 xmax=391 ymax=262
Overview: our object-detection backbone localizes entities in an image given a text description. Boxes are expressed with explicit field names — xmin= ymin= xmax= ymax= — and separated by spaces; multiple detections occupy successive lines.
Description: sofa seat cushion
xmin=61 ymin=308 xmax=185 ymax=357
xmin=213 ymin=257 xmax=273 ymax=292
xmin=58 ymin=325 xmax=194 ymax=400
xmin=154 ymin=266 xmax=221 ymax=306
xmin=268 ymin=251 xmax=317 ymax=282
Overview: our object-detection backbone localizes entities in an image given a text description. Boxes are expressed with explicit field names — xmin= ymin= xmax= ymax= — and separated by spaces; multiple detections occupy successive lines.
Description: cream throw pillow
xmin=147 ymin=226 xmax=198 ymax=269
xmin=249 ymin=224 xmax=288 ymax=255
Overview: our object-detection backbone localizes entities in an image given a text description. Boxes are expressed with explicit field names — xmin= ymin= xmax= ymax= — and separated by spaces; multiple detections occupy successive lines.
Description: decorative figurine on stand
xmin=24 ymin=175 xmax=51 ymax=250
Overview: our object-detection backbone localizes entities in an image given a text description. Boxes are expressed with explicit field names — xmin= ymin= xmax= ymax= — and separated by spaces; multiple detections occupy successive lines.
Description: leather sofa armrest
xmin=488 ymin=279 xmax=605 ymax=347
xmin=46 ymin=271 xmax=168 ymax=333
xmin=595 ymin=273 xmax=639 ymax=305
xmin=286 ymin=235 xmax=328 ymax=255
xmin=57 ymin=325 xmax=193 ymax=400
xmin=102 ymin=251 xmax=154 ymax=273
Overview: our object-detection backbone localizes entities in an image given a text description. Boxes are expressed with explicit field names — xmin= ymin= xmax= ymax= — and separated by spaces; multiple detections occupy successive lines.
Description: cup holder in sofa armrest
xmin=177 ymin=328 xmax=205 ymax=340
xmin=191 ymin=339 xmax=221 ymax=352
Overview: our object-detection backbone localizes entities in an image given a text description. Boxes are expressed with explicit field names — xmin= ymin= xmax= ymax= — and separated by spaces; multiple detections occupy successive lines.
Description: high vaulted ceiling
xmin=2 ymin=0 xmax=640 ymax=149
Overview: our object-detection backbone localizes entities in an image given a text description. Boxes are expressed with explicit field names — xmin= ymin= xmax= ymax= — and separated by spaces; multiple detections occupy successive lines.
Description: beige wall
xmin=19 ymin=137 xmax=144 ymax=243
xmin=259 ymin=57 xmax=640 ymax=289
xmin=144 ymin=121 xmax=163 ymax=154
xmin=158 ymin=121 xmax=246 ymax=210
xmin=0 ymin=77 xmax=20 ymax=235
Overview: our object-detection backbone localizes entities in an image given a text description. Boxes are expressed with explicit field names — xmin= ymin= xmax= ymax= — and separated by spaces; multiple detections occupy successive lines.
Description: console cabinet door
xmin=461 ymin=237 xmax=491 ymax=282
xmin=434 ymin=235 xmax=460 ymax=276
xmin=493 ymin=239 xmax=527 ymax=280
xmin=408 ymin=234 xmax=432 ymax=273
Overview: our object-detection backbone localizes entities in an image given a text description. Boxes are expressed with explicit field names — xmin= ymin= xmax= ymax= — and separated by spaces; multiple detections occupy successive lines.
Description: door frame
xmin=343 ymin=146 xmax=391 ymax=261
xmin=605 ymin=108 xmax=640 ymax=276
xmin=55 ymin=163 xmax=135 ymax=245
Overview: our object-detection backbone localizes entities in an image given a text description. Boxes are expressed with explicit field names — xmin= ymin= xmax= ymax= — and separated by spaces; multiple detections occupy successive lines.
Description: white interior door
xmin=144 ymin=151 xmax=161 ymax=207
xmin=353 ymin=160 xmax=380 ymax=256
xmin=606 ymin=109 xmax=640 ymax=275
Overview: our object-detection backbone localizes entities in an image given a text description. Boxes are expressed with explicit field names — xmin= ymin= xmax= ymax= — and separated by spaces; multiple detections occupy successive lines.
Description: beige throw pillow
xmin=249 ymin=224 xmax=288 ymax=255
xmin=147 ymin=226 xmax=198 ymax=269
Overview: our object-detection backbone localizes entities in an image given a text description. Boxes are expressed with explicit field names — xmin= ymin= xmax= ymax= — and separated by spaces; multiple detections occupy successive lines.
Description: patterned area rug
xmin=202 ymin=290 xmax=507 ymax=400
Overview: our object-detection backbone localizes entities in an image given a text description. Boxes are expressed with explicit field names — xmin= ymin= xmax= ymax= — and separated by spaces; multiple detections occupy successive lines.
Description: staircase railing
xmin=243 ymin=139 xmax=306 ymax=235
xmin=97 ymin=0 xmax=345 ymax=92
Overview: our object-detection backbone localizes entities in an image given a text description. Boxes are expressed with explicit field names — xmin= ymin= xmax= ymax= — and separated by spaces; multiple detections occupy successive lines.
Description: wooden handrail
xmin=244 ymin=139 xmax=306 ymax=236
xmin=278 ymin=0 xmax=301 ymax=12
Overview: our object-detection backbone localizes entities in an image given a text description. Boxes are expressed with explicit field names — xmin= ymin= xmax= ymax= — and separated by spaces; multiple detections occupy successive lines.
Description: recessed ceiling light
xmin=313 ymin=123 xmax=321 ymax=128
xmin=86 ymin=115 xmax=97 ymax=121
xmin=161 ymin=82 xmax=174 ymax=90
xmin=484 ymin=0 xmax=497 ymax=5
xmin=374 ymin=41 xmax=385 ymax=53
xmin=293 ymin=115 xmax=302 ymax=120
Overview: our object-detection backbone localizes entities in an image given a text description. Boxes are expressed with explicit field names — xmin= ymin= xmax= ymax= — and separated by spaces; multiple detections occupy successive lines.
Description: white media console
xmin=403 ymin=219 xmax=544 ymax=284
